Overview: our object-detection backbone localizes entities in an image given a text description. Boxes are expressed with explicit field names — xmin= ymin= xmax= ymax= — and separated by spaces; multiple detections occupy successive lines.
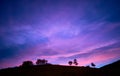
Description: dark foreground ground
xmin=0 ymin=60 xmax=119 ymax=76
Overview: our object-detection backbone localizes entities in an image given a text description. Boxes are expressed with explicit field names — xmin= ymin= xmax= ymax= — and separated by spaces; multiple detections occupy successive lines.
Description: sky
xmin=0 ymin=0 xmax=120 ymax=69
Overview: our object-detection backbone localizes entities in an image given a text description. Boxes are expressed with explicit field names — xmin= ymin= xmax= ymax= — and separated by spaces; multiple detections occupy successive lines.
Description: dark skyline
xmin=0 ymin=0 xmax=120 ymax=69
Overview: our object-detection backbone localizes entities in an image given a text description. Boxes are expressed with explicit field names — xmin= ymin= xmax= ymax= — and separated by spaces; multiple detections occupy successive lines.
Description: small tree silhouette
xmin=91 ymin=62 xmax=96 ymax=68
xmin=68 ymin=61 xmax=72 ymax=66
xmin=21 ymin=61 xmax=33 ymax=67
xmin=42 ymin=59 xmax=48 ymax=64
xmin=73 ymin=59 xmax=78 ymax=66
xmin=36 ymin=59 xmax=48 ymax=65
xmin=36 ymin=59 xmax=42 ymax=65
xmin=44 ymin=59 xmax=48 ymax=64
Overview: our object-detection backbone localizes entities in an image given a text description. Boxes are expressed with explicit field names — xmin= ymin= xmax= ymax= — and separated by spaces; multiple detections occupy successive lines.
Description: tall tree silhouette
xmin=68 ymin=61 xmax=72 ymax=66
xmin=73 ymin=59 xmax=78 ymax=65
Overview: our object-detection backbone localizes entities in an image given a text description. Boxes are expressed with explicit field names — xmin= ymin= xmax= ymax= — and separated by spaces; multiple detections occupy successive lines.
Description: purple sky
xmin=0 ymin=0 xmax=120 ymax=69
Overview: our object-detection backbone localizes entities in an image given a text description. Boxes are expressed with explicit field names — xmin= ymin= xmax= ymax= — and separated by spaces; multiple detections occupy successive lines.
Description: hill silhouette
xmin=100 ymin=60 xmax=120 ymax=76
xmin=0 ymin=60 xmax=120 ymax=76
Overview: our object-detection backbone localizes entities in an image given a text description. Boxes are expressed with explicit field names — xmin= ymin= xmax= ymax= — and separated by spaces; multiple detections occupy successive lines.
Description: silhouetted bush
xmin=91 ymin=62 xmax=96 ymax=68
xmin=21 ymin=61 xmax=33 ymax=67
xmin=86 ymin=65 xmax=90 ymax=68
xmin=36 ymin=59 xmax=48 ymax=65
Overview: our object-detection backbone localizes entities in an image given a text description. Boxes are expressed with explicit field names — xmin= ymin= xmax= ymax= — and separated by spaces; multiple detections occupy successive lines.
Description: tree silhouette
xmin=21 ymin=61 xmax=33 ymax=67
xmin=91 ymin=62 xmax=96 ymax=68
xmin=68 ymin=61 xmax=72 ymax=66
xmin=73 ymin=59 xmax=78 ymax=65
xmin=36 ymin=59 xmax=48 ymax=65
xmin=41 ymin=59 xmax=45 ymax=64
xmin=36 ymin=59 xmax=42 ymax=65
xmin=42 ymin=59 xmax=48 ymax=64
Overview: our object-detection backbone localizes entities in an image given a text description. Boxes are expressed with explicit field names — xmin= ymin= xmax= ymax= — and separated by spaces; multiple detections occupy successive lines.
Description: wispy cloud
xmin=0 ymin=0 xmax=120 ymax=69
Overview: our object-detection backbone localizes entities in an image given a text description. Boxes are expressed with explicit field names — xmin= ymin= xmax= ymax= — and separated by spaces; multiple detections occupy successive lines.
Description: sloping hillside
xmin=0 ymin=60 xmax=120 ymax=76
xmin=100 ymin=60 xmax=120 ymax=76
xmin=0 ymin=65 xmax=100 ymax=76
xmin=101 ymin=60 xmax=120 ymax=69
